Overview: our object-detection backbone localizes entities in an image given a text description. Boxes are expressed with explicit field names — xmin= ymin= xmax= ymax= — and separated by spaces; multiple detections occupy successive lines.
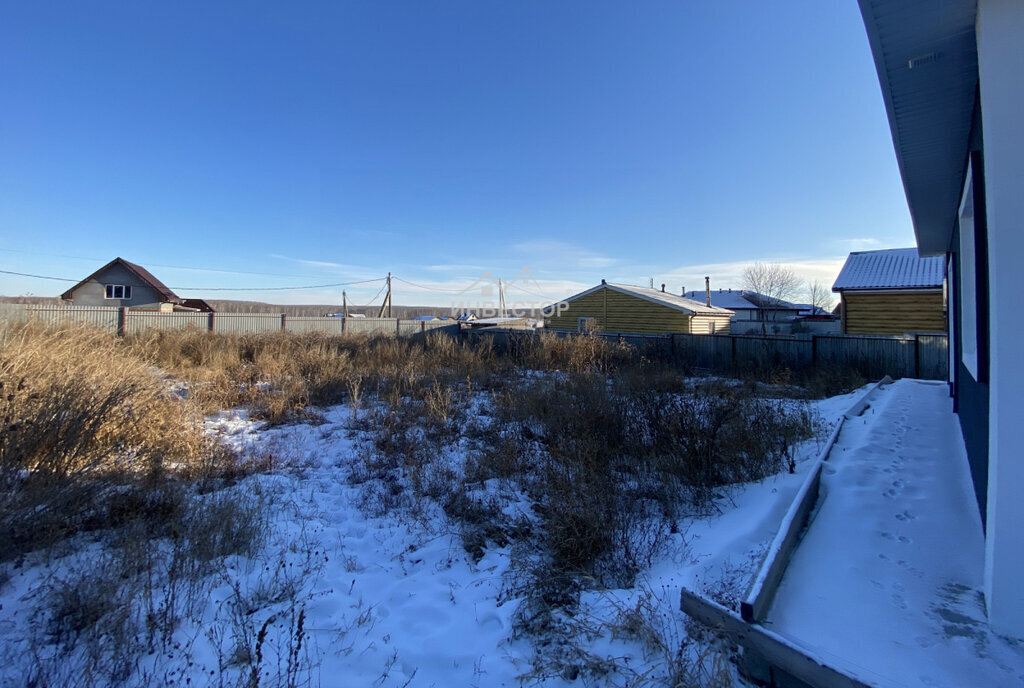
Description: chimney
xmin=661 ymin=283 xmax=665 ymax=293
xmin=681 ymin=286 xmax=685 ymax=296
xmin=601 ymin=279 xmax=606 ymax=285
xmin=704 ymin=276 xmax=711 ymax=307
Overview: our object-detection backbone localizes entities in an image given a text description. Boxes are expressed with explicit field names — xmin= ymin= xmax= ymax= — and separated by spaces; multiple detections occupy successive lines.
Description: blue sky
xmin=0 ymin=1 xmax=912 ymax=309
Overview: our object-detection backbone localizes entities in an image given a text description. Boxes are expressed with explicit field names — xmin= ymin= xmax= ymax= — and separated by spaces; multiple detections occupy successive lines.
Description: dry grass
xmin=1 ymin=323 xmax=210 ymax=480
xmin=0 ymin=322 xmax=237 ymax=559
xmin=125 ymin=329 xmax=505 ymax=425
xmin=0 ymin=321 xmax=318 ymax=686
xmin=1 ymin=322 xmax=841 ymax=687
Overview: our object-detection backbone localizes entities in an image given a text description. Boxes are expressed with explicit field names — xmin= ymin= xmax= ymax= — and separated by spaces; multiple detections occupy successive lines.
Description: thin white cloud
xmin=662 ymin=257 xmax=847 ymax=293
xmin=268 ymin=253 xmax=380 ymax=277
xmin=512 ymin=240 xmax=618 ymax=270
xmin=424 ymin=263 xmax=487 ymax=273
xmin=830 ymin=238 xmax=885 ymax=252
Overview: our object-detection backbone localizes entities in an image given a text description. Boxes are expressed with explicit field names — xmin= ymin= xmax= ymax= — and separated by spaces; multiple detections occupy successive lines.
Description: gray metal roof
xmin=608 ymin=284 xmax=733 ymax=315
xmin=682 ymin=289 xmax=801 ymax=312
xmin=555 ymin=283 xmax=733 ymax=316
xmin=857 ymin=0 xmax=978 ymax=255
xmin=832 ymin=248 xmax=944 ymax=291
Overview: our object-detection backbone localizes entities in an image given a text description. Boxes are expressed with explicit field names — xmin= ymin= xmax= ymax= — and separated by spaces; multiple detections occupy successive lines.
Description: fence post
xmin=811 ymin=335 xmax=818 ymax=367
xmin=209 ymin=312 xmax=215 ymax=332
xmin=397 ymin=319 xmax=401 ymax=337
xmin=281 ymin=314 xmax=287 ymax=331
xmin=421 ymin=321 xmax=426 ymax=334
xmin=914 ymin=335 xmax=921 ymax=379
xmin=731 ymin=335 xmax=737 ymax=368
xmin=117 ymin=307 xmax=127 ymax=337
xmin=342 ymin=316 xmax=346 ymax=334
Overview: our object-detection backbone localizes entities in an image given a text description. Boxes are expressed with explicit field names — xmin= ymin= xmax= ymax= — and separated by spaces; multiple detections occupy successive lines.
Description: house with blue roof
xmin=831 ymin=248 xmax=946 ymax=335
xmin=682 ymin=288 xmax=802 ymax=334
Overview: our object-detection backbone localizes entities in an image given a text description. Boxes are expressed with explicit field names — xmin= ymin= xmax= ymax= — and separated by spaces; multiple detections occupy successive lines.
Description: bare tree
xmin=741 ymin=262 xmax=802 ymax=333
xmin=806 ymin=280 xmax=835 ymax=315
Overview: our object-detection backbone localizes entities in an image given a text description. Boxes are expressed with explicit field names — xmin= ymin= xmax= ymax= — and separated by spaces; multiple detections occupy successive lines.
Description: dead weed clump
xmin=0 ymin=323 xmax=229 ymax=559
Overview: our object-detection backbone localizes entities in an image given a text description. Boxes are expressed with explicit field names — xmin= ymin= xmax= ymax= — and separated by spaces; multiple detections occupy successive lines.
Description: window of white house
xmin=959 ymin=162 xmax=978 ymax=379
xmin=577 ymin=317 xmax=596 ymax=333
xmin=104 ymin=284 xmax=132 ymax=300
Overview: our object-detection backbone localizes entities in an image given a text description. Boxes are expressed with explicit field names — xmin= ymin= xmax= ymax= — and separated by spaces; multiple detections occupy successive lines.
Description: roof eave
xmin=857 ymin=0 xmax=978 ymax=255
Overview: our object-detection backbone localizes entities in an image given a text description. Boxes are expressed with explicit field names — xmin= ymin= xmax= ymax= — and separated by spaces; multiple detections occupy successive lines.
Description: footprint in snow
xmin=895 ymin=510 xmax=915 ymax=522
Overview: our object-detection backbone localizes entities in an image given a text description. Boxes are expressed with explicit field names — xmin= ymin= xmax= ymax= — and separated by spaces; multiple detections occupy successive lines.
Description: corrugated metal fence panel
xmin=422 ymin=322 xmax=460 ymax=336
xmin=342 ymin=318 xmax=396 ymax=335
xmin=0 ymin=303 xmax=29 ymax=328
xmin=125 ymin=311 xmax=209 ymax=334
xmin=815 ymin=335 xmax=916 ymax=379
xmin=27 ymin=305 xmax=121 ymax=332
xmin=211 ymin=313 xmax=284 ymax=334
xmin=283 ymin=317 xmax=346 ymax=334
xmin=673 ymin=333 xmax=732 ymax=369
xmin=598 ymin=332 xmax=672 ymax=357
xmin=398 ymin=321 xmax=422 ymax=336
xmin=916 ymin=334 xmax=949 ymax=380
xmin=734 ymin=336 xmax=813 ymax=370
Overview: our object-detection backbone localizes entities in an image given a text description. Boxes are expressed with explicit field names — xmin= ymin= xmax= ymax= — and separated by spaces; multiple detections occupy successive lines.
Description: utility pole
xmin=498 ymin=278 xmax=506 ymax=318
xmin=378 ymin=272 xmax=392 ymax=318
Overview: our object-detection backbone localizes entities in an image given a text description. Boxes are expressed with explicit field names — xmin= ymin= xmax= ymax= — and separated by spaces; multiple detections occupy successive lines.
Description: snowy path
xmin=767 ymin=379 xmax=1024 ymax=688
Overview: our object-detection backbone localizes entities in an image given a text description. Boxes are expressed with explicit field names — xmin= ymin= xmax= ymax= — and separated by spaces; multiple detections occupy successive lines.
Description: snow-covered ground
xmin=768 ymin=379 xmax=1024 ymax=688
xmin=0 ymin=384 xmax=871 ymax=687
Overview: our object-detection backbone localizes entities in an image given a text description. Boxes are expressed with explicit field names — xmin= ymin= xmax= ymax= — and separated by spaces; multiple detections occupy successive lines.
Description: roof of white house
xmin=557 ymin=282 xmax=733 ymax=316
xmin=857 ymin=0 xmax=976 ymax=255
xmin=682 ymin=289 xmax=801 ymax=312
xmin=832 ymin=248 xmax=945 ymax=291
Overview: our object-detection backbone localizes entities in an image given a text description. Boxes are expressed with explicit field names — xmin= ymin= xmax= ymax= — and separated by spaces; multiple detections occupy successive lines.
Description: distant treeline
xmin=0 ymin=296 xmax=541 ymax=319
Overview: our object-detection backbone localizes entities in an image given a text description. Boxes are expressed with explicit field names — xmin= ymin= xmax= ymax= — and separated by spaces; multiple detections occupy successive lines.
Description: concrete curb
xmin=740 ymin=375 xmax=893 ymax=623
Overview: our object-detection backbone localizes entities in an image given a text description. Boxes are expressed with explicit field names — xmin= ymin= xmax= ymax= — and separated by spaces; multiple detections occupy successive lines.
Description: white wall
xmin=977 ymin=0 xmax=1024 ymax=640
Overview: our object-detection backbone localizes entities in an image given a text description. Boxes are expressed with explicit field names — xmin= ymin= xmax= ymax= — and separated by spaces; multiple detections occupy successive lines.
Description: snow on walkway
xmin=767 ymin=379 xmax=1024 ymax=688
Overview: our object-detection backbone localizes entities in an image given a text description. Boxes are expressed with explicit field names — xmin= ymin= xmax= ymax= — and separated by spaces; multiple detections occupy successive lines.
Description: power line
xmin=0 ymin=248 xmax=344 ymax=280
xmin=0 ymin=268 xmax=386 ymax=292
xmin=354 ymin=283 xmax=388 ymax=310
xmin=391 ymin=276 xmax=469 ymax=294
xmin=177 ymin=278 xmax=384 ymax=292
xmin=503 ymin=282 xmax=552 ymax=298
xmin=393 ymin=275 xmax=551 ymax=299
xmin=0 ymin=269 xmax=77 ymax=282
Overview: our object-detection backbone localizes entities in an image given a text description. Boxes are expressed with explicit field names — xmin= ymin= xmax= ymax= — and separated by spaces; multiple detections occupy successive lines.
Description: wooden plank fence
xmin=465 ymin=328 xmax=949 ymax=381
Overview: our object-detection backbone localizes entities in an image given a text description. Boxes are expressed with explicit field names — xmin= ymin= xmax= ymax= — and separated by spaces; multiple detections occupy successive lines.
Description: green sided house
xmin=544 ymin=281 xmax=734 ymax=335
